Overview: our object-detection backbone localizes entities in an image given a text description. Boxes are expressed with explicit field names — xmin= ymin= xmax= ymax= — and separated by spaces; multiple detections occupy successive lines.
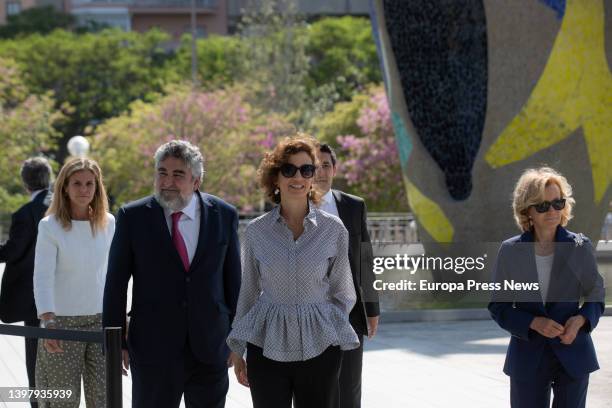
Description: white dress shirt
xmin=163 ymin=192 xmax=200 ymax=264
xmin=319 ymin=190 xmax=339 ymax=217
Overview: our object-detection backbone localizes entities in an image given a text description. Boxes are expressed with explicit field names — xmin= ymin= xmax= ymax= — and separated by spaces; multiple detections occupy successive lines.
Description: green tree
xmin=237 ymin=0 xmax=310 ymax=122
xmin=306 ymin=17 xmax=381 ymax=101
xmin=311 ymin=90 xmax=374 ymax=145
xmin=0 ymin=6 xmax=75 ymax=39
xmin=174 ymin=34 xmax=245 ymax=88
xmin=0 ymin=29 xmax=175 ymax=159
xmin=0 ymin=57 xmax=61 ymax=214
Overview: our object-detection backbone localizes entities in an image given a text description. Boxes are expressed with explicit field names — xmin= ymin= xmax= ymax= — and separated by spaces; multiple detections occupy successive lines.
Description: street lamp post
xmin=67 ymin=135 xmax=90 ymax=158
xmin=190 ymin=0 xmax=199 ymax=86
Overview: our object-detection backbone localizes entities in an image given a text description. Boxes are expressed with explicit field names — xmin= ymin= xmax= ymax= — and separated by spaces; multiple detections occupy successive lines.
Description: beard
xmin=155 ymin=189 xmax=191 ymax=211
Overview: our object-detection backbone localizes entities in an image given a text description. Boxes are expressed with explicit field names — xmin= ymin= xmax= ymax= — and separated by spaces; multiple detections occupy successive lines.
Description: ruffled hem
xmin=227 ymin=300 xmax=359 ymax=362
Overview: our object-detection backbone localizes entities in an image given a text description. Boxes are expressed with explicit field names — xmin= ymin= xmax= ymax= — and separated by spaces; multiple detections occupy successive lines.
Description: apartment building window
xmin=183 ymin=25 xmax=207 ymax=38
xmin=6 ymin=1 xmax=21 ymax=15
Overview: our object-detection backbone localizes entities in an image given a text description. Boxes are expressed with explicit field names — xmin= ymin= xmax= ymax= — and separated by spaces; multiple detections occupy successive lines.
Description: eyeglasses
xmin=531 ymin=198 xmax=566 ymax=213
xmin=279 ymin=163 xmax=316 ymax=179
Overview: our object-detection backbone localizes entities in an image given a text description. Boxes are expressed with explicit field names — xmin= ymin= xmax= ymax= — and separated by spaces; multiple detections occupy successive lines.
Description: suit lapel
xmin=188 ymin=192 xmax=214 ymax=273
xmin=146 ymin=196 xmax=186 ymax=271
xmin=332 ymin=190 xmax=351 ymax=232
xmin=518 ymin=230 xmax=547 ymax=311
xmin=546 ymin=226 xmax=572 ymax=307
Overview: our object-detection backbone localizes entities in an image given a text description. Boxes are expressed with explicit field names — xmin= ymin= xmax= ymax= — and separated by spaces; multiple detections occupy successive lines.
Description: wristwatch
xmin=41 ymin=318 xmax=57 ymax=329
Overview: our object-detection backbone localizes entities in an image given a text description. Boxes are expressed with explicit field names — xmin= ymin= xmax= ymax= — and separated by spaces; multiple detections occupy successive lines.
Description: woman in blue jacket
xmin=488 ymin=167 xmax=605 ymax=408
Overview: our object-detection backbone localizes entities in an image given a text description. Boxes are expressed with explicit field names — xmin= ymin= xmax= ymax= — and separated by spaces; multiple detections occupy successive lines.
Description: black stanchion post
xmin=104 ymin=327 xmax=123 ymax=408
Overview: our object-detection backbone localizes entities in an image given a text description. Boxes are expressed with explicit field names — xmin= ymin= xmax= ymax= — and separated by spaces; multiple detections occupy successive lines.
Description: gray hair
xmin=20 ymin=157 xmax=52 ymax=192
xmin=154 ymin=140 xmax=205 ymax=181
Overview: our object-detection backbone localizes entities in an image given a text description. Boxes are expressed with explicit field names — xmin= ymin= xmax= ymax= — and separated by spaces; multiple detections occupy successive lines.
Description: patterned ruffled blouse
xmin=226 ymin=204 xmax=359 ymax=362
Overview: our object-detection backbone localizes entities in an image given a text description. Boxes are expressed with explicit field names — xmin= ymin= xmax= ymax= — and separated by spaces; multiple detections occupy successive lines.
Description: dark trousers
xmin=246 ymin=343 xmax=342 ymax=408
xmin=510 ymin=345 xmax=589 ymax=408
xmin=25 ymin=318 xmax=39 ymax=408
xmin=130 ymin=340 xmax=228 ymax=408
xmin=338 ymin=334 xmax=363 ymax=408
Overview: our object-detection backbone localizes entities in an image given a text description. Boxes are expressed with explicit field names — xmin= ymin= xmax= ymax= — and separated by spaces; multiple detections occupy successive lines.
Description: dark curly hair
xmin=257 ymin=134 xmax=322 ymax=205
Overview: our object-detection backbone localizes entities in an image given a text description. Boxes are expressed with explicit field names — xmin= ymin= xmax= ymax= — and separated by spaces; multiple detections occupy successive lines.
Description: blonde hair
xmin=47 ymin=157 xmax=109 ymax=234
xmin=512 ymin=167 xmax=575 ymax=232
xmin=257 ymin=134 xmax=322 ymax=205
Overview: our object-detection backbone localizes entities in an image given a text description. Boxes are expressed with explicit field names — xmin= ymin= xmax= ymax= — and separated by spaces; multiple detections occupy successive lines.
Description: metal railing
xmin=0 ymin=324 xmax=123 ymax=407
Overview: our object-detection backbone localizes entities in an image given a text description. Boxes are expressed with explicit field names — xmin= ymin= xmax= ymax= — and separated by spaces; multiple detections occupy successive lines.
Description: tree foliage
xmin=315 ymin=87 xmax=407 ymax=211
xmin=0 ymin=29 xmax=175 ymax=158
xmin=306 ymin=17 xmax=381 ymax=101
xmin=0 ymin=6 xmax=75 ymax=39
xmin=0 ymin=57 xmax=61 ymax=213
xmin=91 ymin=85 xmax=294 ymax=211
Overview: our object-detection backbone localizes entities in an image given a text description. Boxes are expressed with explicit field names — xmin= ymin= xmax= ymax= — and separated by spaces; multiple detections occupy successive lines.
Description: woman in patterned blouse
xmin=227 ymin=135 xmax=359 ymax=408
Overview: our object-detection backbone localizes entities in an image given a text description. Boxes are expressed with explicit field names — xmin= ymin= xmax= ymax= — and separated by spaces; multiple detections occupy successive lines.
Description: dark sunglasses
xmin=279 ymin=163 xmax=316 ymax=179
xmin=532 ymin=198 xmax=566 ymax=213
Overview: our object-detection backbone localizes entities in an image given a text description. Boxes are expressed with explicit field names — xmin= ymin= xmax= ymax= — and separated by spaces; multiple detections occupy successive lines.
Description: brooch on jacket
xmin=573 ymin=233 xmax=585 ymax=247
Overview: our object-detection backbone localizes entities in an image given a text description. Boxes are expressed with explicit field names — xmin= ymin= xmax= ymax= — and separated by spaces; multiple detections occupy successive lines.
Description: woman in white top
xmin=34 ymin=157 xmax=115 ymax=408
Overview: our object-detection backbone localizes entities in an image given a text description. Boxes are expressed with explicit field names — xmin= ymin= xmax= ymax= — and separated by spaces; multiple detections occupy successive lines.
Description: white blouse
xmin=34 ymin=213 xmax=115 ymax=316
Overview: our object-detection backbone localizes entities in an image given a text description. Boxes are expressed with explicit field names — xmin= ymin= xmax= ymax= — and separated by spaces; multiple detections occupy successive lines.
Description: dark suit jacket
xmin=488 ymin=226 xmax=605 ymax=379
xmin=103 ymin=192 xmax=241 ymax=365
xmin=0 ymin=190 xmax=50 ymax=323
xmin=333 ymin=190 xmax=380 ymax=336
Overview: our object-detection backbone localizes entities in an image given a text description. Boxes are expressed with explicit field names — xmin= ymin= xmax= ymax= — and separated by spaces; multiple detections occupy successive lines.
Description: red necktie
xmin=171 ymin=212 xmax=190 ymax=272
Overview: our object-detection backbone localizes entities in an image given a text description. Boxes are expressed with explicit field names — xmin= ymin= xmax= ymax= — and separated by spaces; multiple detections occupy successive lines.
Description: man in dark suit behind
xmin=0 ymin=157 xmax=53 ymax=408
xmin=103 ymin=140 xmax=241 ymax=408
xmin=315 ymin=143 xmax=380 ymax=408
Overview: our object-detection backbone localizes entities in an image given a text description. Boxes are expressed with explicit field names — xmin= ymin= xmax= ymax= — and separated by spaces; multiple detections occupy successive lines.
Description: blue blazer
xmin=488 ymin=226 xmax=605 ymax=379
xmin=103 ymin=192 xmax=241 ymax=365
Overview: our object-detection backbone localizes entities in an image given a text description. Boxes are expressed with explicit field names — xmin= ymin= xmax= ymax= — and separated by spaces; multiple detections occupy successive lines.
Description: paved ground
xmin=1 ymin=263 xmax=611 ymax=407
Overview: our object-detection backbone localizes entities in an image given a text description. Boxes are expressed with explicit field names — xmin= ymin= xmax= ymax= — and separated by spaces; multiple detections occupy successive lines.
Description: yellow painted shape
xmin=404 ymin=176 xmax=454 ymax=242
xmin=485 ymin=0 xmax=612 ymax=203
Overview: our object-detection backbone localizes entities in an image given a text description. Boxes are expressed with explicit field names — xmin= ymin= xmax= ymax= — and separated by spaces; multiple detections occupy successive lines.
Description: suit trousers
xmin=338 ymin=334 xmax=363 ymax=408
xmin=246 ymin=343 xmax=342 ymax=408
xmin=25 ymin=318 xmax=39 ymax=408
xmin=130 ymin=338 xmax=228 ymax=408
xmin=510 ymin=344 xmax=589 ymax=408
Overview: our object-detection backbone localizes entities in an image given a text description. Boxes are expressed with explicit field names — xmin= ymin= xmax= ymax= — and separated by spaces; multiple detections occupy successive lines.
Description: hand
xmin=559 ymin=315 xmax=586 ymax=345
xmin=43 ymin=338 xmax=63 ymax=353
xmin=230 ymin=352 xmax=249 ymax=387
xmin=529 ymin=317 xmax=564 ymax=338
xmin=41 ymin=314 xmax=63 ymax=353
xmin=367 ymin=316 xmax=379 ymax=339
xmin=40 ymin=312 xmax=56 ymax=321
xmin=121 ymin=350 xmax=130 ymax=376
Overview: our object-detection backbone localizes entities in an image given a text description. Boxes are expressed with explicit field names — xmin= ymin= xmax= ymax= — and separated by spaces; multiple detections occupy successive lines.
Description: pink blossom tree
xmin=335 ymin=87 xmax=408 ymax=211
xmin=91 ymin=84 xmax=294 ymax=211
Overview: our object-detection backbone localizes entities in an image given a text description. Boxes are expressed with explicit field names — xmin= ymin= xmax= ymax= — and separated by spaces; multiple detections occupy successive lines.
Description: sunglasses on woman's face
xmin=279 ymin=163 xmax=316 ymax=179
xmin=532 ymin=198 xmax=566 ymax=213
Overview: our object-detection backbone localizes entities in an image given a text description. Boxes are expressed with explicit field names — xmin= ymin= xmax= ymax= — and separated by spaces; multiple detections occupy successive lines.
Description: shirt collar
xmin=321 ymin=190 xmax=334 ymax=205
xmin=30 ymin=189 xmax=45 ymax=201
xmin=164 ymin=192 xmax=198 ymax=220
xmin=270 ymin=202 xmax=318 ymax=227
